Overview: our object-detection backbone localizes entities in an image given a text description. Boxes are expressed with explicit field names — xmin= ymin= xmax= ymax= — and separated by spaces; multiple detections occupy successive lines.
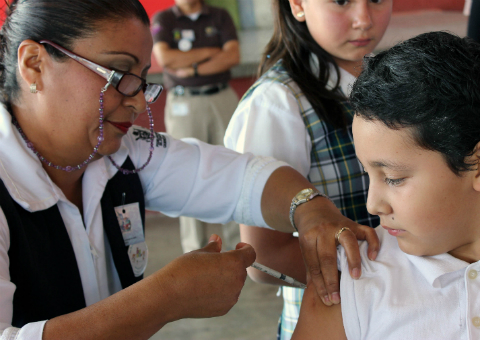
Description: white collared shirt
xmin=338 ymin=226 xmax=478 ymax=339
xmin=224 ymin=62 xmax=355 ymax=176
xmin=0 ymin=106 xmax=286 ymax=339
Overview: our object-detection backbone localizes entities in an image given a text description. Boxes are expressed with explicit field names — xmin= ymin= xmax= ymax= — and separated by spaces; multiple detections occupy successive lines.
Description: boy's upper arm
xmin=292 ymin=273 xmax=347 ymax=340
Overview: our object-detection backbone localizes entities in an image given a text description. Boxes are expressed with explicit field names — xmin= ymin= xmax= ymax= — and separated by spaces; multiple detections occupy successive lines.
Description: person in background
xmin=0 ymin=1 xmax=376 ymax=339
xmin=224 ymin=0 xmax=391 ymax=338
xmin=292 ymin=31 xmax=480 ymax=340
xmin=152 ymin=0 xmax=240 ymax=253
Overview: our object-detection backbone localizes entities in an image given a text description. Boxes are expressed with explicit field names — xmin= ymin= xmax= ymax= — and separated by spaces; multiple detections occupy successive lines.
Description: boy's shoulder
xmin=338 ymin=226 xmax=469 ymax=282
xmin=337 ymin=226 xmax=474 ymax=339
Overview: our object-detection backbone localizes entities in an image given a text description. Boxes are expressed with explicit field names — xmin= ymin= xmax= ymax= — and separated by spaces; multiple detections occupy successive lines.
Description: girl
xmin=225 ymin=0 xmax=391 ymax=338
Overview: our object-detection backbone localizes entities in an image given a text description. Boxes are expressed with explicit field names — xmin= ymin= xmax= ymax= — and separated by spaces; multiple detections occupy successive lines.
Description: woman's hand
xmin=159 ymin=234 xmax=256 ymax=321
xmin=260 ymin=166 xmax=380 ymax=306
xmin=294 ymin=198 xmax=379 ymax=305
xmin=42 ymin=235 xmax=255 ymax=340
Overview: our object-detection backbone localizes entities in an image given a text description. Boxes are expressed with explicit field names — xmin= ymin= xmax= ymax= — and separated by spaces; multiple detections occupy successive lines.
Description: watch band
xmin=289 ymin=189 xmax=330 ymax=232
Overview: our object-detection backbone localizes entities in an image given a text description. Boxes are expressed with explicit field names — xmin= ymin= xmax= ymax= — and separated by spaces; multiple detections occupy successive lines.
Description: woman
xmin=0 ymin=1 xmax=376 ymax=339
xmin=225 ymin=0 xmax=391 ymax=338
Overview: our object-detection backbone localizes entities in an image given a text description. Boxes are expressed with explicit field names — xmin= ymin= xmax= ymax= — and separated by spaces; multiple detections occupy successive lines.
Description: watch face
xmin=297 ymin=188 xmax=314 ymax=200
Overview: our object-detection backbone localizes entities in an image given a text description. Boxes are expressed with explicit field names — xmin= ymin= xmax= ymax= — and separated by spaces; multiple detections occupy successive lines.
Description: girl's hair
xmin=259 ymin=0 xmax=347 ymax=129
xmin=350 ymin=31 xmax=480 ymax=175
xmin=0 ymin=0 xmax=149 ymax=104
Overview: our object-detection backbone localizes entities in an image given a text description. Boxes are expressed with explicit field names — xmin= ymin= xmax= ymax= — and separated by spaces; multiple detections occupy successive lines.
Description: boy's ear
xmin=17 ymin=40 xmax=47 ymax=93
xmin=472 ymin=141 xmax=480 ymax=192
xmin=288 ymin=0 xmax=306 ymax=22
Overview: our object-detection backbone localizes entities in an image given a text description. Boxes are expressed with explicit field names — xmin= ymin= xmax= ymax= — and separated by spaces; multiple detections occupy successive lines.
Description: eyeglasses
xmin=39 ymin=40 xmax=163 ymax=104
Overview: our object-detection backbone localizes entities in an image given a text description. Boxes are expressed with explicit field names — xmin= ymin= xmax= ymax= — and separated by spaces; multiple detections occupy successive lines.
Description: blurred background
xmin=138 ymin=0 xmax=466 ymax=132
xmin=140 ymin=1 xmax=468 ymax=339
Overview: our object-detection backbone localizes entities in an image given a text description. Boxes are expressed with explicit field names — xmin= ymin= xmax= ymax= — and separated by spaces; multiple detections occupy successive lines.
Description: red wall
xmin=140 ymin=0 xmax=463 ymax=16
xmin=140 ymin=0 xmax=175 ymax=18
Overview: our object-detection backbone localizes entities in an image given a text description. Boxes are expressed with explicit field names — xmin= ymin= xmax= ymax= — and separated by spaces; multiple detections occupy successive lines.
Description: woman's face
xmin=34 ymin=18 xmax=153 ymax=165
xmin=298 ymin=0 xmax=392 ymax=74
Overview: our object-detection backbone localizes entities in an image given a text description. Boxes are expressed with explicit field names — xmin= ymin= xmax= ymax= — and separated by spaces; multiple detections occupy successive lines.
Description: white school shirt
xmin=0 ymin=106 xmax=287 ymax=340
xmin=224 ymin=62 xmax=355 ymax=175
xmin=338 ymin=226 xmax=479 ymax=340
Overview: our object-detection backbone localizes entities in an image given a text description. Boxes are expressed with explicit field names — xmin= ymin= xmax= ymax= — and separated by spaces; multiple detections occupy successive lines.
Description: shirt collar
xmin=405 ymin=251 xmax=470 ymax=288
xmin=309 ymin=54 xmax=356 ymax=97
xmin=0 ymin=105 xmax=128 ymax=212
xmin=375 ymin=226 xmax=471 ymax=288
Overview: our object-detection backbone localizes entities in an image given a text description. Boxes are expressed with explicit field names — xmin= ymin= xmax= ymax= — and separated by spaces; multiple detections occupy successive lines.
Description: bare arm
xmin=291 ymin=277 xmax=347 ymax=340
xmin=152 ymin=41 xmax=221 ymax=69
xmin=162 ymin=40 xmax=240 ymax=78
xmin=41 ymin=236 xmax=255 ymax=340
xmin=240 ymin=224 xmax=306 ymax=286
xmin=196 ymin=40 xmax=240 ymax=76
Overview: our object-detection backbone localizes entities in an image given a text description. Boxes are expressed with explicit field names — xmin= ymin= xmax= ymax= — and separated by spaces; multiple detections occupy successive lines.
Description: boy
xmin=292 ymin=31 xmax=480 ymax=340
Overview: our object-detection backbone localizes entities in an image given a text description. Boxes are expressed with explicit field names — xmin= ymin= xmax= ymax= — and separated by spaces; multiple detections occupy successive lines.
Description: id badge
xmin=178 ymin=39 xmax=192 ymax=52
xmin=128 ymin=242 xmax=148 ymax=277
xmin=181 ymin=29 xmax=195 ymax=41
xmin=114 ymin=202 xmax=145 ymax=246
xmin=114 ymin=202 xmax=148 ymax=276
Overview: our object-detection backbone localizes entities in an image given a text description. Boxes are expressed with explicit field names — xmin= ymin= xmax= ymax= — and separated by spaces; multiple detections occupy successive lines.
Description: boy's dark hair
xmin=350 ymin=31 xmax=480 ymax=175
xmin=0 ymin=0 xmax=149 ymax=104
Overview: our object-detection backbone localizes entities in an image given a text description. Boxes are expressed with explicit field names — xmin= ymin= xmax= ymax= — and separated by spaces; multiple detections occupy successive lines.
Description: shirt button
xmin=473 ymin=317 xmax=480 ymax=328
xmin=469 ymin=270 xmax=478 ymax=280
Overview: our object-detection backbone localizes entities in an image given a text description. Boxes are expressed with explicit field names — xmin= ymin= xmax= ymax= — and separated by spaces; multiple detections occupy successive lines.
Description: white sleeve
xmin=130 ymin=133 xmax=288 ymax=228
xmin=0 ymin=208 xmax=46 ymax=340
xmin=224 ymin=80 xmax=312 ymax=177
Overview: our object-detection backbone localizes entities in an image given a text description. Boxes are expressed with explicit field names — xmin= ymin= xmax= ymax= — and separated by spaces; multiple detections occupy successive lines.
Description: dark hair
xmin=350 ymin=31 xmax=480 ymax=175
xmin=0 ymin=0 xmax=149 ymax=104
xmin=259 ymin=0 xmax=347 ymax=129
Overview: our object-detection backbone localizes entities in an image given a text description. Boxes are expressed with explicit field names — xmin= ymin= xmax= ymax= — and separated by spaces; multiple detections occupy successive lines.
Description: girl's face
xmin=352 ymin=116 xmax=480 ymax=263
xmin=292 ymin=0 xmax=392 ymax=74
xmin=29 ymin=18 xmax=153 ymax=166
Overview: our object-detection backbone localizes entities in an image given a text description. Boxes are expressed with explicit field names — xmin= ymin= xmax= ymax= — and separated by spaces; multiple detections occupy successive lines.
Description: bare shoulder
xmin=292 ymin=274 xmax=346 ymax=340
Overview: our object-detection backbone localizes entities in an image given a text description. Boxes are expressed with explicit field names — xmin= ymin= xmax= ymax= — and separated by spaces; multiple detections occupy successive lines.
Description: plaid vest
xmin=244 ymin=61 xmax=379 ymax=340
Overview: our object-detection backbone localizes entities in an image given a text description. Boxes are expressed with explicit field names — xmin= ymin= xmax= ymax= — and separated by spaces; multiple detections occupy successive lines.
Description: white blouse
xmin=224 ymin=63 xmax=355 ymax=175
xmin=0 ymin=106 xmax=287 ymax=340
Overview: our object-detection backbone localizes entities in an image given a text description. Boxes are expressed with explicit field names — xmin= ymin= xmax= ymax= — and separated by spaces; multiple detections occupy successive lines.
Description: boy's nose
xmin=366 ymin=184 xmax=392 ymax=217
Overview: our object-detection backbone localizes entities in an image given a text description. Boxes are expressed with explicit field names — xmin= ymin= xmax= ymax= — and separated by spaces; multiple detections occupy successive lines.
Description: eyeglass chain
xmin=13 ymin=84 xmax=155 ymax=175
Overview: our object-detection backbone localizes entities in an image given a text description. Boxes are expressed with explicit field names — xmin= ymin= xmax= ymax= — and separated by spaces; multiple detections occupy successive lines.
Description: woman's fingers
xmin=299 ymin=221 xmax=378 ymax=306
xmin=337 ymin=227 xmax=362 ymax=280
xmin=300 ymin=227 xmax=339 ymax=305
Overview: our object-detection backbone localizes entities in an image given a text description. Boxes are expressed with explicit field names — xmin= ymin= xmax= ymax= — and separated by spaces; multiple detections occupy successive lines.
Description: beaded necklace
xmin=13 ymin=87 xmax=155 ymax=175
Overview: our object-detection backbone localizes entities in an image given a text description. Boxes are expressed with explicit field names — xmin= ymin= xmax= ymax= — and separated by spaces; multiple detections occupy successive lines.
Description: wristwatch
xmin=289 ymin=188 xmax=329 ymax=232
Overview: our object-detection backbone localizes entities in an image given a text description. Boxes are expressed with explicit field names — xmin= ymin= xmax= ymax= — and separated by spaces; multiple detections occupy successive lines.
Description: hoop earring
xmin=297 ymin=11 xmax=305 ymax=18
xmin=30 ymin=83 xmax=38 ymax=94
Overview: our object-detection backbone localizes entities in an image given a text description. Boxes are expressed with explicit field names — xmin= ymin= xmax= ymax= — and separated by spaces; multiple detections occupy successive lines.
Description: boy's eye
xmin=370 ymin=0 xmax=383 ymax=3
xmin=384 ymin=177 xmax=405 ymax=186
xmin=334 ymin=0 xmax=349 ymax=6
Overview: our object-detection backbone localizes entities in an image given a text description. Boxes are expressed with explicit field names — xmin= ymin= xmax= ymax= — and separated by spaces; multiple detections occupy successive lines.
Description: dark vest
xmin=0 ymin=157 xmax=145 ymax=327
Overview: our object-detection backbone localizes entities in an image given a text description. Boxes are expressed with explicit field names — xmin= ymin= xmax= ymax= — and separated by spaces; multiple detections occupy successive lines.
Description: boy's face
xmin=353 ymin=116 xmax=480 ymax=261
